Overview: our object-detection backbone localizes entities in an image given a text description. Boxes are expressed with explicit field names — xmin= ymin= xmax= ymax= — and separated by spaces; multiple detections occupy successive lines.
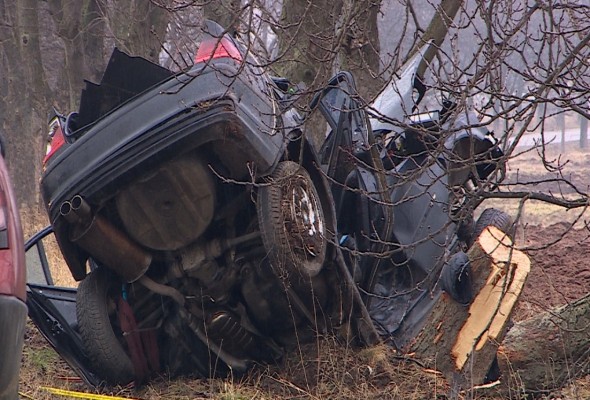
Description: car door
xmin=25 ymin=226 xmax=100 ymax=387
xmin=313 ymin=72 xmax=394 ymax=303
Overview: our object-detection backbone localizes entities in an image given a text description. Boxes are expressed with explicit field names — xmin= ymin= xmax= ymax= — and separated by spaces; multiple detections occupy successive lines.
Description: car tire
xmin=257 ymin=161 xmax=327 ymax=281
xmin=441 ymin=251 xmax=473 ymax=305
xmin=471 ymin=208 xmax=514 ymax=246
xmin=76 ymin=267 xmax=134 ymax=385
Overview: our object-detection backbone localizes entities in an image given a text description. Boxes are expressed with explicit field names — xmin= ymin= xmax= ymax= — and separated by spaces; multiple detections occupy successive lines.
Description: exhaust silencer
xmin=61 ymin=195 xmax=152 ymax=283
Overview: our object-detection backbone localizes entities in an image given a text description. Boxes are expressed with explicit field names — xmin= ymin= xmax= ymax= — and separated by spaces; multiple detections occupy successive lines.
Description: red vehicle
xmin=0 ymin=139 xmax=26 ymax=400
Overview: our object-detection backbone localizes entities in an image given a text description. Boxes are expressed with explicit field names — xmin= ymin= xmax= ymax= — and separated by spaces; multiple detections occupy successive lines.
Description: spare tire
xmin=76 ymin=267 xmax=134 ymax=385
xmin=257 ymin=161 xmax=327 ymax=280
xmin=441 ymin=251 xmax=473 ymax=305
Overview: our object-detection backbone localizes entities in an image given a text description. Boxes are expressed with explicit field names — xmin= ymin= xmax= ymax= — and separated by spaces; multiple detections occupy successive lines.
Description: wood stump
xmin=406 ymin=226 xmax=531 ymax=388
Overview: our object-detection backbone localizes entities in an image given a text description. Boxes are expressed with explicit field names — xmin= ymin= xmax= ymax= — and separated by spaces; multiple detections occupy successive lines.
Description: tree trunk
xmin=408 ymin=227 xmax=531 ymax=389
xmin=48 ymin=0 xmax=106 ymax=110
xmin=202 ymin=0 xmax=241 ymax=34
xmin=409 ymin=0 xmax=463 ymax=80
xmin=107 ymin=1 xmax=168 ymax=62
xmin=277 ymin=0 xmax=381 ymax=147
xmin=336 ymin=0 xmax=383 ymax=99
xmin=277 ymin=0 xmax=344 ymax=88
xmin=0 ymin=0 xmax=51 ymax=208
xmin=498 ymin=293 xmax=590 ymax=393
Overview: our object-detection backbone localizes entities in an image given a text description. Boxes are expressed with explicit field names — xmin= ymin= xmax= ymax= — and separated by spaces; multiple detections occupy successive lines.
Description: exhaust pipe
xmin=61 ymin=195 xmax=152 ymax=283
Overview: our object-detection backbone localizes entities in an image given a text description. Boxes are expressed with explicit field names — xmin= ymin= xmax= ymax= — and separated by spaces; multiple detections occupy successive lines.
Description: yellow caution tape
xmin=40 ymin=387 xmax=139 ymax=400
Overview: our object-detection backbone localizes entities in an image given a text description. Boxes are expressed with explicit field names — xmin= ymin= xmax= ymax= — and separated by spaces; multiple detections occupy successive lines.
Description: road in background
xmin=511 ymin=128 xmax=582 ymax=148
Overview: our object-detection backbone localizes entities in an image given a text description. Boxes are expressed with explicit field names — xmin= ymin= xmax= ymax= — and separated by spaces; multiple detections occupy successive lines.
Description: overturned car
xmin=27 ymin=21 xmax=516 ymax=388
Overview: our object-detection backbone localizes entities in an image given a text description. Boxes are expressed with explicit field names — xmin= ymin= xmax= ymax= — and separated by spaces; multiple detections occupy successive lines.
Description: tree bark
xmin=107 ymin=0 xmax=168 ymax=62
xmin=408 ymin=227 xmax=530 ymax=389
xmin=48 ymin=0 xmax=106 ymax=110
xmin=408 ymin=0 xmax=463 ymax=81
xmin=202 ymin=0 xmax=241 ymax=34
xmin=498 ymin=293 xmax=590 ymax=393
xmin=0 ymin=0 xmax=51 ymax=207
xmin=336 ymin=0 xmax=382 ymax=99
xmin=277 ymin=0 xmax=344 ymax=89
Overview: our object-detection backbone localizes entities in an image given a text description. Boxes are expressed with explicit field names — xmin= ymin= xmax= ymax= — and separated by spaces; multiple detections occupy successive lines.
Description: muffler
xmin=61 ymin=195 xmax=152 ymax=282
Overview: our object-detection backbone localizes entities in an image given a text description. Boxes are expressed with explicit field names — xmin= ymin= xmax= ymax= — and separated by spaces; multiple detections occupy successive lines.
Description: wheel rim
xmin=285 ymin=173 xmax=325 ymax=261
xmin=257 ymin=160 xmax=328 ymax=279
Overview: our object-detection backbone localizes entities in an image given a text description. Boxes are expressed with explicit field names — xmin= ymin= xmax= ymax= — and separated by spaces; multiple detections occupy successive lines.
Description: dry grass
xmin=22 ymin=321 xmax=590 ymax=399
xmin=20 ymin=325 xmax=452 ymax=400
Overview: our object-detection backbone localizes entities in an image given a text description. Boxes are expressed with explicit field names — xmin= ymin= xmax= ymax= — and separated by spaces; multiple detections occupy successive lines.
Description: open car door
xmin=313 ymin=72 xmax=394 ymax=305
xmin=25 ymin=226 xmax=100 ymax=387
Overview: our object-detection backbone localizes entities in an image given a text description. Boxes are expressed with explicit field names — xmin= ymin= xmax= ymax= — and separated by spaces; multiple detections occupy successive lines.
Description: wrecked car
xmin=26 ymin=21 xmax=511 ymax=387
xmin=31 ymin=20 xmax=339 ymax=386
xmin=312 ymin=43 xmax=511 ymax=350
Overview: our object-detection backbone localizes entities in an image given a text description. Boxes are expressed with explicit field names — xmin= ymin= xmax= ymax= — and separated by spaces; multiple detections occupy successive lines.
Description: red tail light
xmin=43 ymin=117 xmax=66 ymax=165
xmin=194 ymin=37 xmax=243 ymax=64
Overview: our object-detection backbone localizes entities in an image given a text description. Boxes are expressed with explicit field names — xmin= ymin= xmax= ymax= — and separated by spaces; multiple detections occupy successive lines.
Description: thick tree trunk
xmin=498 ymin=293 xmax=590 ymax=393
xmin=48 ymin=0 xmax=106 ymax=109
xmin=107 ymin=1 xmax=168 ymax=62
xmin=0 ymin=0 xmax=51 ymax=207
xmin=277 ymin=0 xmax=344 ymax=88
xmin=408 ymin=227 xmax=530 ymax=389
xmin=336 ymin=0 xmax=382 ymax=99
xmin=202 ymin=0 xmax=241 ymax=34
xmin=277 ymin=0 xmax=381 ymax=147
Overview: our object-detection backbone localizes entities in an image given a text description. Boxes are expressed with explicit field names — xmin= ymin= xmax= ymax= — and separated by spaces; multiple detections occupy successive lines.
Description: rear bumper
xmin=41 ymin=66 xmax=284 ymax=223
xmin=0 ymin=295 xmax=27 ymax=400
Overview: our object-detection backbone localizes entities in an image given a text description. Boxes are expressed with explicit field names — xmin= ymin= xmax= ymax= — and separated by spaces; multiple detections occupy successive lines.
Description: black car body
xmin=313 ymin=43 xmax=506 ymax=348
xmin=42 ymin=35 xmax=292 ymax=283
xmin=34 ymin=20 xmax=342 ymax=386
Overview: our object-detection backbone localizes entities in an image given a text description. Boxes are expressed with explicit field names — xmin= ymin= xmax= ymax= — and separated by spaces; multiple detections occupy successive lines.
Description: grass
xmin=19 ymin=326 xmax=452 ymax=400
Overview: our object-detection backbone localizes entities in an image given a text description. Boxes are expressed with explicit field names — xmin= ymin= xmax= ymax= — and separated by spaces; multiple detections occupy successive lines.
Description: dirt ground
xmin=513 ymin=223 xmax=590 ymax=322
xmin=493 ymin=142 xmax=590 ymax=322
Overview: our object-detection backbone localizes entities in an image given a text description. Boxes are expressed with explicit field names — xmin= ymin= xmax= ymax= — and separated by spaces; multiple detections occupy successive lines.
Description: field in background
xmin=482 ymin=141 xmax=589 ymax=231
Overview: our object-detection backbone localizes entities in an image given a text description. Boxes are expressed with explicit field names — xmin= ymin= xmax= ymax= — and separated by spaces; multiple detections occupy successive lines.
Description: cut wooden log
xmin=498 ymin=292 xmax=590 ymax=392
xmin=406 ymin=226 xmax=531 ymax=388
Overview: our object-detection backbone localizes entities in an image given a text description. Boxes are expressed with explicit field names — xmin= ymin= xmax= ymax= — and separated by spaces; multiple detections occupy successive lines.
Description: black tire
xmin=440 ymin=251 xmax=473 ymax=305
xmin=76 ymin=267 xmax=134 ymax=385
xmin=471 ymin=208 xmax=514 ymax=246
xmin=257 ymin=161 xmax=327 ymax=280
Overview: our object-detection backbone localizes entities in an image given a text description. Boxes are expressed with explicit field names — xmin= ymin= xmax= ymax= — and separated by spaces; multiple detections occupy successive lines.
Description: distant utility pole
xmin=580 ymin=114 xmax=588 ymax=149
xmin=559 ymin=111 xmax=566 ymax=153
